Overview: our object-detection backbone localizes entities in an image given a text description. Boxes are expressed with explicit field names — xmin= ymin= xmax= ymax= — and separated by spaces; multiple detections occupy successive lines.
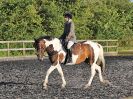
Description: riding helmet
xmin=63 ymin=12 xmax=72 ymax=19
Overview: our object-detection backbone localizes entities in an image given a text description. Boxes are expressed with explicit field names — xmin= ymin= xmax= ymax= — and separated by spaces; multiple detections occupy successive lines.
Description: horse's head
xmin=33 ymin=36 xmax=54 ymax=61
xmin=33 ymin=38 xmax=46 ymax=61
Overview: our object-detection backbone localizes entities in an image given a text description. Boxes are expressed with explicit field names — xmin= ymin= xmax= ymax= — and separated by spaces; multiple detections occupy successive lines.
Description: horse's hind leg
xmin=84 ymin=63 xmax=96 ymax=89
xmin=84 ymin=46 xmax=99 ymax=89
xmin=95 ymin=64 xmax=104 ymax=82
xmin=43 ymin=66 xmax=56 ymax=90
xmin=56 ymin=64 xmax=66 ymax=88
xmin=95 ymin=64 xmax=110 ymax=85
xmin=84 ymin=63 xmax=109 ymax=89
xmin=84 ymin=63 xmax=106 ymax=89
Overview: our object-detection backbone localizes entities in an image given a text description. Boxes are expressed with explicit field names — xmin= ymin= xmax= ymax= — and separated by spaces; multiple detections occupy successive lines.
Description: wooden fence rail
xmin=0 ymin=40 xmax=118 ymax=57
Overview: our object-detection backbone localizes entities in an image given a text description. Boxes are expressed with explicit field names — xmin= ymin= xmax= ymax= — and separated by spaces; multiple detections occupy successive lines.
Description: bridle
xmin=36 ymin=41 xmax=46 ymax=59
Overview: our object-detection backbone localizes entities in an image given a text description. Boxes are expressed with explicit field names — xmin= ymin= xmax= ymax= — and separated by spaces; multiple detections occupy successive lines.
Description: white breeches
xmin=67 ymin=41 xmax=74 ymax=49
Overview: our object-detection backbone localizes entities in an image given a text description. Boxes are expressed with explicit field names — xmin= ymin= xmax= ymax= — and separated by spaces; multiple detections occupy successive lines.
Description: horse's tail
xmin=98 ymin=44 xmax=105 ymax=72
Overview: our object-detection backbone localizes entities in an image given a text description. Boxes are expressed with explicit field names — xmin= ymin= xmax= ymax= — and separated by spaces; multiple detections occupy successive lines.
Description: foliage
xmin=0 ymin=0 xmax=44 ymax=40
xmin=0 ymin=0 xmax=133 ymax=40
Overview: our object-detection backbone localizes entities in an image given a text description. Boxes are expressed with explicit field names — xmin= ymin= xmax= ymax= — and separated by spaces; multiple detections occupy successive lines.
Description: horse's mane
xmin=35 ymin=35 xmax=66 ymax=51
xmin=36 ymin=36 xmax=54 ymax=42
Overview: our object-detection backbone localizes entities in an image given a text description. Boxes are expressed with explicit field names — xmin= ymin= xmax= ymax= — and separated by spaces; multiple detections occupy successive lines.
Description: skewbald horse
xmin=33 ymin=36 xmax=109 ymax=90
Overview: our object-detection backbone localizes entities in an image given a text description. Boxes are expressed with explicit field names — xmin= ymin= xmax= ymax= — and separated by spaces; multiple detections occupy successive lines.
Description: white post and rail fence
xmin=0 ymin=40 xmax=132 ymax=59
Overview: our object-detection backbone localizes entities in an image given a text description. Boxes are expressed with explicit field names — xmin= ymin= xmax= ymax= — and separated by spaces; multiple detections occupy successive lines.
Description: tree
xmin=0 ymin=0 xmax=44 ymax=40
xmin=0 ymin=0 xmax=133 ymax=40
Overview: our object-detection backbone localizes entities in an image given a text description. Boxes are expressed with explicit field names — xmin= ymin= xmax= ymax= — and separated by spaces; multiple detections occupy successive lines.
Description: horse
xmin=33 ymin=36 xmax=109 ymax=90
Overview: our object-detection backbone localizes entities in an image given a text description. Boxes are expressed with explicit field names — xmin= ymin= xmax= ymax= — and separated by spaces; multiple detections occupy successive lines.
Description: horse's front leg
xmin=56 ymin=64 xmax=66 ymax=88
xmin=43 ymin=66 xmax=56 ymax=90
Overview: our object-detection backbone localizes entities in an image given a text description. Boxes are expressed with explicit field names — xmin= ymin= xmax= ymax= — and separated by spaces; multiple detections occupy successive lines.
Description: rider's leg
xmin=66 ymin=41 xmax=74 ymax=63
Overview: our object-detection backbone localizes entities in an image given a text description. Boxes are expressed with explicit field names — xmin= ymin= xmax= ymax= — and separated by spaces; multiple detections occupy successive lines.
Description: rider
xmin=59 ymin=12 xmax=76 ymax=64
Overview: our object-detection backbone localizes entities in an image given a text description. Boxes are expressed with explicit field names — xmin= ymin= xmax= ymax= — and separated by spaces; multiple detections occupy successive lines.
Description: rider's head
xmin=63 ymin=12 xmax=72 ymax=21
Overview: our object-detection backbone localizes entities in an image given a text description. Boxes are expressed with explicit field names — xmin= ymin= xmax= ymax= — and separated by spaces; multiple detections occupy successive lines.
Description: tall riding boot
xmin=66 ymin=49 xmax=72 ymax=63
xmin=64 ymin=49 xmax=71 ymax=64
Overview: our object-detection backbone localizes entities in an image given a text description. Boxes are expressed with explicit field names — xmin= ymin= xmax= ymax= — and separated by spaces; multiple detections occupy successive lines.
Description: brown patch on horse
xmin=50 ymin=53 xmax=58 ymax=66
xmin=39 ymin=40 xmax=46 ymax=49
xmin=37 ymin=40 xmax=46 ymax=58
xmin=59 ymin=53 xmax=64 ymax=63
xmin=72 ymin=43 xmax=94 ymax=65
xmin=46 ymin=44 xmax=58 ymax=66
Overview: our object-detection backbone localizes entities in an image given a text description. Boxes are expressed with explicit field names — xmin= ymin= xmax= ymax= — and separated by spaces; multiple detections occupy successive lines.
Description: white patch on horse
xmin=72 ymin=54 xmax=78 ymax=64
xmin=97 ymin=43 xmax=105 ymax=71
xmin=52 ymin=38 xmax=62 ymax=51
xmin=44 ymin=38 xmax=62 ymax=51
xmin=44 ymin=38 xmax=66 ymax=63
xmin=44 ymin=39 xmax=50 ymax=47
xmin=66 ymin=54 xmax=78 ymax=65
xmin=84 ymin=41 xmax=100 ymax=63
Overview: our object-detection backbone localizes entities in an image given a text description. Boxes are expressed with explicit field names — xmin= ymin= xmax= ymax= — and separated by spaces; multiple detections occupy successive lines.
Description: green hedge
xmin=0 ymin=0 xmax=133 ymax=41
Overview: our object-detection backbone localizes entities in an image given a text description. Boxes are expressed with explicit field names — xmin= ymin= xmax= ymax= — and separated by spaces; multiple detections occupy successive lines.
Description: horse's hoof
xmin=61 ymin=85 xmax=66 ymax=89
xmin=61 ymin=86 xmax=65 ymax=90
xmin=43 ymin=86 xmax=48 ymax=90
xmin=102 ymin=80 xmax=110 ymax=85
xmin=83 ymin=85 xmax=90 ymax=90
xmin=104 ymin=80 xmax=110 ymax=84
